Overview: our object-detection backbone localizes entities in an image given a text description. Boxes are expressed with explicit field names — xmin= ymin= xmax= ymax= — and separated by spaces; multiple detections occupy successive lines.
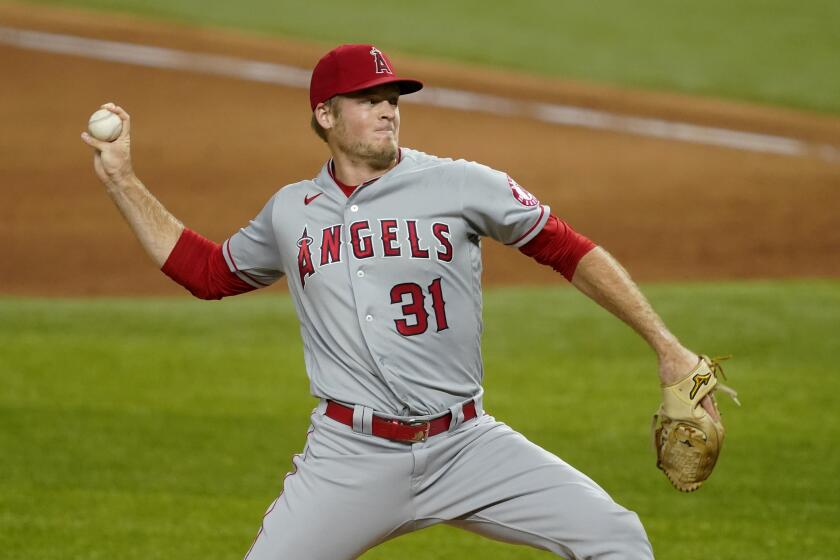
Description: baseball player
xmin=82 ymin=44 xmax=724 ymax=559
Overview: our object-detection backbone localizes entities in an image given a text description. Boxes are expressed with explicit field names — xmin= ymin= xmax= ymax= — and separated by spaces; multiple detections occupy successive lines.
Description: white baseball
xmin=87 ymin=109 xmax=123 ymax=142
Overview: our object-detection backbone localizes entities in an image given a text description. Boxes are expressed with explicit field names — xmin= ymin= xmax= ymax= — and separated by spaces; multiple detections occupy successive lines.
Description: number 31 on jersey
xmin=390 ymin=277 xmax=448 ymax=336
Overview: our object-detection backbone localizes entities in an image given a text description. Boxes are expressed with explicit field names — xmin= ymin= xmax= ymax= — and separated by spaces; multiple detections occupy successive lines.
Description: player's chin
xmin=363 ymin=139 xmax=398 ymax=168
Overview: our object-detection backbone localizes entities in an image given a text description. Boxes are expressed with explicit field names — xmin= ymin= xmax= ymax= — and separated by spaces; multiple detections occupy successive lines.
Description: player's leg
xmin=243 ymin=411 xmax=414 ymax=560
xmin=417 ymin=415 xmax=653 ymax=559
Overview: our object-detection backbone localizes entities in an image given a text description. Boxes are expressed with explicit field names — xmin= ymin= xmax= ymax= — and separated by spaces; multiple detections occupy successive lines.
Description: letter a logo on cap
xmin=370 ymin=47 xmax=393 ymax=75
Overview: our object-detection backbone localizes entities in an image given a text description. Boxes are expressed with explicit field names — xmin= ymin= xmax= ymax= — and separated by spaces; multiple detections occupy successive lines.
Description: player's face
xmin=330 ymin=84 xmax=401 ymax=170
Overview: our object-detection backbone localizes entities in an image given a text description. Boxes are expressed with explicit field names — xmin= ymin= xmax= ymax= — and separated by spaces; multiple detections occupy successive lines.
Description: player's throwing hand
xmin=81 ymin=102 xmax=134 ymax=190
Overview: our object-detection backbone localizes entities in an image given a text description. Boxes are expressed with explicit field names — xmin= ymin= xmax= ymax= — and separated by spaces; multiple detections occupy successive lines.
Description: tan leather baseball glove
xmin=652 ymin=355 xmax=739 ymax=492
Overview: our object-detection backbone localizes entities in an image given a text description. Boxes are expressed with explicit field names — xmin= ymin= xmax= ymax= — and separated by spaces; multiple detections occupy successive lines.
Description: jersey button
xmin=365 ymin=314 xmax=373 ymax=322
xmin=357 ymin=270 xmax=365 ymax=278
xmin=350 ymin=204 xmax=359 ymax=212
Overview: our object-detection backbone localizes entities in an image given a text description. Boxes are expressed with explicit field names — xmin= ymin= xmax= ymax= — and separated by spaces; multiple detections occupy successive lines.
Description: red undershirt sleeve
xmin=519 ymin=214 xmax=598 ymax=281
xmin=161 ymin=228 xmax=256 ymax=300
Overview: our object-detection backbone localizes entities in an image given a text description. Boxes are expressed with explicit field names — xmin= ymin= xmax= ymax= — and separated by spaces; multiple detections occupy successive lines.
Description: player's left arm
xmin=569 ymin=246 xmax=719 ymax=419
xmin=458 ymin=164 xmax=712 ymax=413
xmin=520 ymin=218 xmax=718 ymax=419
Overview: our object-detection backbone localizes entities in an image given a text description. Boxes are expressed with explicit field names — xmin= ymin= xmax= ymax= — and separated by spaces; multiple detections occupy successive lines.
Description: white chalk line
xmin=1 ymin=25 xmax=838 ymax=162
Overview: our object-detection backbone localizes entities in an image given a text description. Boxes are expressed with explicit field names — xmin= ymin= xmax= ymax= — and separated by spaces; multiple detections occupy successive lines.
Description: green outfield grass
xmin=1 ymin=280 xmax=839 ymax=559
xmin=22 ymin=0 xmax=840 ymax=114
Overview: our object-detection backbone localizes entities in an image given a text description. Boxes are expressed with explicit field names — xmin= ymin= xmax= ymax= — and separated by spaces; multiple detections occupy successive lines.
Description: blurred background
xmin=1 ymin=1 xmax=838 ymax=558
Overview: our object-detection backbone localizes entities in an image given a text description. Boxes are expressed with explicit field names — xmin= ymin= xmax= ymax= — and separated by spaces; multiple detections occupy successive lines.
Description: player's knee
xmin=600 ymin=509 xmax=652 ymax=559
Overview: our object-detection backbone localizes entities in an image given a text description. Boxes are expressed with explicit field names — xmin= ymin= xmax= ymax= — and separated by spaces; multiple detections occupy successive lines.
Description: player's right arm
xmin=81 ymin=103 xmax=183 ymax=267
xmin=81 ymin=103 xmax=277 ymax=299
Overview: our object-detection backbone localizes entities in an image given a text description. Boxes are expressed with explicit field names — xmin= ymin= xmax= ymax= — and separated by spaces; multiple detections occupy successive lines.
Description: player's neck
xmin=330 ymin=150 xmax=399 ymax=187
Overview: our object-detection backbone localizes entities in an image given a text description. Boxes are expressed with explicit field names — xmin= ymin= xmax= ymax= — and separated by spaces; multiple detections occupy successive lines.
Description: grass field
xmin=22 ymin=0 xmax=840 ymax=114
xmin=2 ymin=281 xmax=839 ymax=559
xmin=4 ymin=1 xmax=839 ymax=557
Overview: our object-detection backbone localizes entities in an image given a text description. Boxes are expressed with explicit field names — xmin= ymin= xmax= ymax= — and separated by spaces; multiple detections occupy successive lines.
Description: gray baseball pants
xmin=244 ymin=402 xmax=653 ymax=559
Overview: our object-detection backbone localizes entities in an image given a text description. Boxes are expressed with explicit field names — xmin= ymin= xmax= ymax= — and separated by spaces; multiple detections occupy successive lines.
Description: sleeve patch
xmin=508 ymin=175 xmax=539 ymax=207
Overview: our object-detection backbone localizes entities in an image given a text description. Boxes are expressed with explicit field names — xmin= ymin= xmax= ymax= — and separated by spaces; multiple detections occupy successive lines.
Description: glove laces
xmin=706 ymin=355 xmax=741 ymax=407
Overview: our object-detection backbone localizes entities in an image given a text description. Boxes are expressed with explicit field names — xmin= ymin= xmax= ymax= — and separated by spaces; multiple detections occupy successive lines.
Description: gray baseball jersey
xmin=223 ymin=148 xmax=550 ymax=415
xmin=228 ymin=148 xmax=652 ymax=559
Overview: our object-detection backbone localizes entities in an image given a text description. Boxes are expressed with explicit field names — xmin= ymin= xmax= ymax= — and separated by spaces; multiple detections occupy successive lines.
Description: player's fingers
xmin=92 ymin=150 xmax=105 ymax=176
xmin=107 ymin=104 xmax=132 ymax=136
xmin=80 ymin=131 xmax=109 ymax=151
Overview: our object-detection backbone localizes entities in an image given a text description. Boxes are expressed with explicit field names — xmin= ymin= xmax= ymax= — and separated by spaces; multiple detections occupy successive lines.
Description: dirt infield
xmin=2 ymin=2 xmax=839 ymax=296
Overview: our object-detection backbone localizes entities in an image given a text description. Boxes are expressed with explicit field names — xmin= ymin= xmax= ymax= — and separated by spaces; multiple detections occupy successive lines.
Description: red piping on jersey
xmin=519 ymin=214 xmax=597 ymax=281
xmin=507 ymin=204 xmax=546 ymax=247
xmin=224 ymin=239 xmax=271 ymax=287
xmin=328 ymin=148 xmax=402 ymax=197
xmin=161 ymin=228 xmax=255 ymax=299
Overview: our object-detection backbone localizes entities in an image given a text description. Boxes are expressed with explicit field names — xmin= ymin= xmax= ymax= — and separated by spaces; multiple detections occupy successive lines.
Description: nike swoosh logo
xmin=304 ymin=192 xmax=323 ymax=206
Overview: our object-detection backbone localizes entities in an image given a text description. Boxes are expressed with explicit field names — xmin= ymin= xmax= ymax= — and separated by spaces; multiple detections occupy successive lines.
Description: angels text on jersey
xmin=296 ymin=219 xmax=453 ymax=288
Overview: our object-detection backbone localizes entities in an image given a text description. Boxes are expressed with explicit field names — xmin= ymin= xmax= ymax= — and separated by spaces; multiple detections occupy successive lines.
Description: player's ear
xmin=314 ymin=100 xmax=337 ymax=130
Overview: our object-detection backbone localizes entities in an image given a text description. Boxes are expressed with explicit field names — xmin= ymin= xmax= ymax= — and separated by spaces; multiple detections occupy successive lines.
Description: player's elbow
xmin=185 ymin=285 xmax=225 ymax=301
xmin=519 ymin=215 xmax=598 ymax=281
xmin=161 ymin=229 xmax=256 ymax=300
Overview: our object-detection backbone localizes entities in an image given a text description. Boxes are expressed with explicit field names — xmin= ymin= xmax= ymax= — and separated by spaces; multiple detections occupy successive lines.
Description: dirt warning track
xmin=1 ymin=3 xmax=839 ymax=296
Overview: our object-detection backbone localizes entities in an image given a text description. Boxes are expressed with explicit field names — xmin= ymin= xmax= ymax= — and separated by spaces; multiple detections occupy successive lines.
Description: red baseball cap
xmin=309 ymin=44 xmax=423 ymax=110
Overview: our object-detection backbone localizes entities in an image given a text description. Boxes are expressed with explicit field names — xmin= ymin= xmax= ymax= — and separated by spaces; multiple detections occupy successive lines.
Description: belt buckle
xmin=398 ymin=419 xmax=430 ymax=443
